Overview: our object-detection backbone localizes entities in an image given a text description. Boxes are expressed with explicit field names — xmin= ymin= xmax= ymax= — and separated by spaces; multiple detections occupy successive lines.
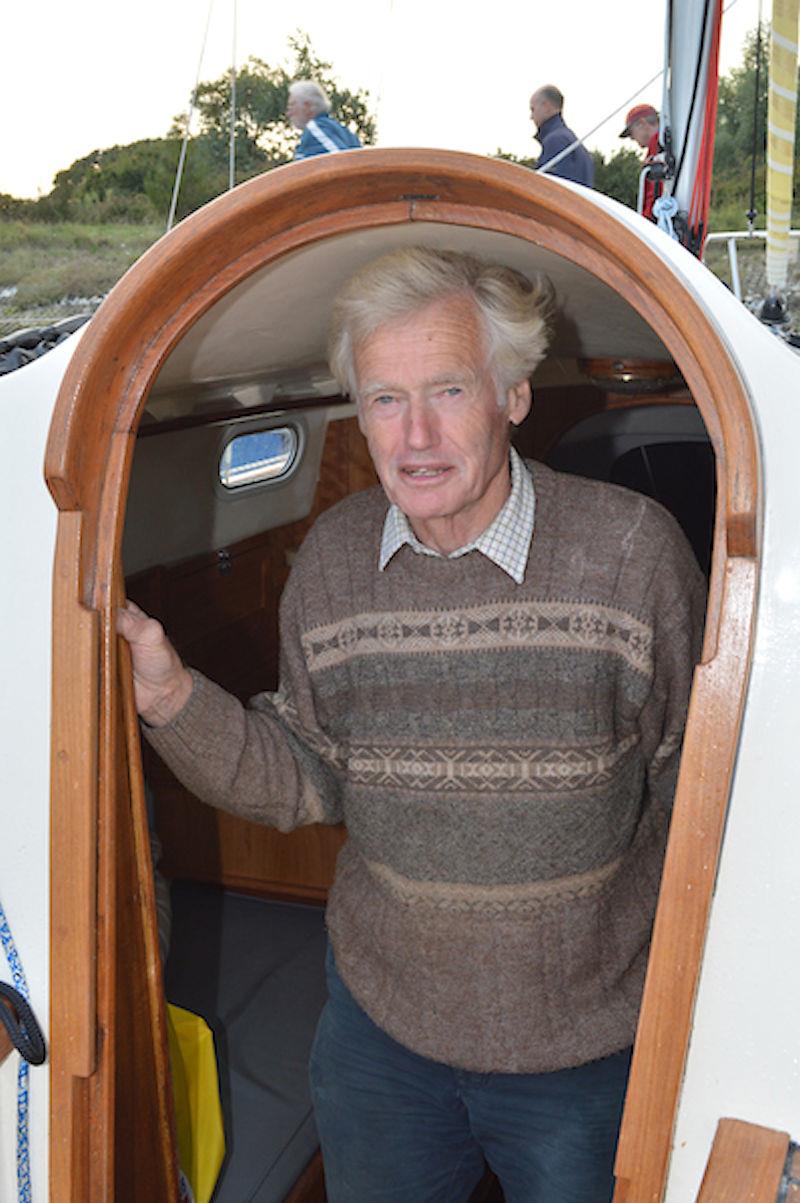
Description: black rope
xmin=747 ymin=4 xmax=764 ymax=229
xmin=0 ymin=982 xmax=46 ymax=1066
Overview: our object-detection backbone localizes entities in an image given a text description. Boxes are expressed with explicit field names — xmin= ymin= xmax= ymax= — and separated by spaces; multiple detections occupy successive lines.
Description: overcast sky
xmin=3 ymin=0 xmax=757 ymax=199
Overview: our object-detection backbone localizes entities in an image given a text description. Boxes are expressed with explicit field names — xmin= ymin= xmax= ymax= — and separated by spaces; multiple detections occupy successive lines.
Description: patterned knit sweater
xmin=147 ymin=461 xmax=705 ymax=1074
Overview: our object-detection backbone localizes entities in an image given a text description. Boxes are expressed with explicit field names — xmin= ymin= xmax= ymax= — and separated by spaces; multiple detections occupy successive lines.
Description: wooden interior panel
xmin=516 ymin=382 xmax=605 ymax=460
xmin=0 ymin=1029 xmax=12 ymax=1065
xmin=282 ymin=1151 xmax=327 ymax=1203
xmin=695 ymin=1119 xmax=789 ymax=1203
xmin=129 ymin=415 xmax=374 ymax=899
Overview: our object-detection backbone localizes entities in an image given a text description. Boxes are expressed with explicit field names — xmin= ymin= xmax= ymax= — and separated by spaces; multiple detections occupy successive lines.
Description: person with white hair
xmin=118 ymin=246 xmax=703 ymax=1202
xmin=286 ymin=79 xmax=362 ymax=161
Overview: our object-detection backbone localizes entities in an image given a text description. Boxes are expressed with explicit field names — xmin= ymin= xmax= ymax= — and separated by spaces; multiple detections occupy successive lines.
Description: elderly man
xmin=119 ymin=247 xmax=704 ymax=1203
xmin=620 ymin=103 xmax=663 ymax=220
xmin=286 ymin=79 xmax=362 ymax=161
xmin=530 ymin=85 xmax=594 ymax=187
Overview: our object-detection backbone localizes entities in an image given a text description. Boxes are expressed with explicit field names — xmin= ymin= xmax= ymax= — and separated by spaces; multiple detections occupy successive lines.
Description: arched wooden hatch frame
xmin=44 ymin=149 xmax=758 ymax=1203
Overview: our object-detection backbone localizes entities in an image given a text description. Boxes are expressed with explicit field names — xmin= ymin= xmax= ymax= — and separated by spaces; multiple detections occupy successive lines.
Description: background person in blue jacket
xmin=287 ymin=80 xmax=363 ymax=161
xmin=529 ymin=85 xmax=594 ymax=187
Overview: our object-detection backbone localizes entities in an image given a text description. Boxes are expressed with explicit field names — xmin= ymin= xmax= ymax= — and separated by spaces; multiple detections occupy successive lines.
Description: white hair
xmin=328 ymin=247 xmax=552 ymax=401
xmin=288 ymin=80 xmax=330 ymax=115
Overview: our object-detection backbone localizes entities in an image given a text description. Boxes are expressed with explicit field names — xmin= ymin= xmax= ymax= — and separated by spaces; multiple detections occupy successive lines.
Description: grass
xmin=0 ymin=221 xmax=162 ymax=336
xmin=1 ymin=215 xmax=797 ymax=340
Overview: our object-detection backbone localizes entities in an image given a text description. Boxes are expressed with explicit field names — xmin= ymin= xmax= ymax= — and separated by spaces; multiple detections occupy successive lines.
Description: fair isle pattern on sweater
xmin=146 ymin=460 xmax=706 ymax=1074
xmin=346 ymin=732 xmax=641 ymax=796
xmin=300 ymin=599 xmax=653 ymax=675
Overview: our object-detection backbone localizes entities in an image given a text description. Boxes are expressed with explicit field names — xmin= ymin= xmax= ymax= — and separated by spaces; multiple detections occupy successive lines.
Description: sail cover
xmin=661 ymin=0 xmax=723 ymax=254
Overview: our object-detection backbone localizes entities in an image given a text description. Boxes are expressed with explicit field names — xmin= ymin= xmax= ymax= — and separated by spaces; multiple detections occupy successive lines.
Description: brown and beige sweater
xmin=147 ymin=461 xmax=706 ymax=1074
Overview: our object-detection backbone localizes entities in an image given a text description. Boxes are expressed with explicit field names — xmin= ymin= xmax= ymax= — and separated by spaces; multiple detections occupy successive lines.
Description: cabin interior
xmin=111 ymin=220 xmax=715 ymax=1203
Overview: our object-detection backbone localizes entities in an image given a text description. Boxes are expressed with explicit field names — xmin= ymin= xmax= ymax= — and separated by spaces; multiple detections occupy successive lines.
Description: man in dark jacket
xmin=530 ymin=85 xmax=594 ymax=187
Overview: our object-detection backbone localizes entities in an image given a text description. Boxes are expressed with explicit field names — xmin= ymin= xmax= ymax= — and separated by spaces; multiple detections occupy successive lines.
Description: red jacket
xmin=642 ymin=130 xmax=662 ymax=221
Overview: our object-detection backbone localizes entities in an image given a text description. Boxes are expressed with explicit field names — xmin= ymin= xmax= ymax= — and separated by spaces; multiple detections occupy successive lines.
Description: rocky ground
xmin=704 ymin=238 xmax=800 ymax=333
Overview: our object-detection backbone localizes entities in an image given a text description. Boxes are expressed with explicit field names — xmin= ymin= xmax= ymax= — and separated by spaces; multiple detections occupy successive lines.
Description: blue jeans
xmin=309 ymin=949 xmax=631 ymax=1203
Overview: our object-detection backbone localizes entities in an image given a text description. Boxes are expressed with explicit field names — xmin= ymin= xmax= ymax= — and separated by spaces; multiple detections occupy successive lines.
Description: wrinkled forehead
xmin=354 ymin=296 xmax=490 ymax=385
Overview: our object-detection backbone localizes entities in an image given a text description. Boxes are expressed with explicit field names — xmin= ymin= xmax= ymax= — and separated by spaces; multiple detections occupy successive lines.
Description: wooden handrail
xmin=696 ymin=1119 xmax=789 ymax=1203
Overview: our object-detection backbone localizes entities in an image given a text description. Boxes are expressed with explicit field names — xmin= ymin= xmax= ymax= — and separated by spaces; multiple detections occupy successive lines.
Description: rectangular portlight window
xmin=219 ymin=426 xmax=299 ymax=489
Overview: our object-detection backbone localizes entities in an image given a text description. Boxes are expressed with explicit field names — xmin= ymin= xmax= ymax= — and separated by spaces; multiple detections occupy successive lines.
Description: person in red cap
xmin=620 ymin=104 xmax=661 ymax=221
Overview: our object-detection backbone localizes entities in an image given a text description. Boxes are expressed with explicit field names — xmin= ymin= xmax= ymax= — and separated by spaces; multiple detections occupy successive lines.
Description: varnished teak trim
xmin=44 ymin=149 xmax=759 ymax=1202
xmin=696 ymin=1119 xmax=789 ymax=1203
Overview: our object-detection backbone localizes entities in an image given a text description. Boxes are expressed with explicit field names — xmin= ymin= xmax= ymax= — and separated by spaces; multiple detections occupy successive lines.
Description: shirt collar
xmin=378 ymin=447 xmax=536 ymax=584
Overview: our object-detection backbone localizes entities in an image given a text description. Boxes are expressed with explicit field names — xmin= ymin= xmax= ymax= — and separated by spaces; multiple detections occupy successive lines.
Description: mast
xmin=765 ymin=0 xmax=799 ymax=297
xmin=659 ymin=0 xmax=724 ymax=255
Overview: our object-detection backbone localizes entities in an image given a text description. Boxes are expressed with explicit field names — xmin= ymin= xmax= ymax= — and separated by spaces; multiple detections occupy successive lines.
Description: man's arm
xmin=116 ymin=576 xmax=344 ymax=831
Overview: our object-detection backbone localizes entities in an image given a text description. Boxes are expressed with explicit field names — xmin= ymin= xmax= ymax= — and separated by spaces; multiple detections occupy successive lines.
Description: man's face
xmin=529 ymin=91 xmax=553 ymax=131
xmin=355 ymin=294 xmax=531 ymax=555
xmin=630 ymin=118 xmax=654 ymax=150
xmin=286 ymin=94 xmax=311 ymax=129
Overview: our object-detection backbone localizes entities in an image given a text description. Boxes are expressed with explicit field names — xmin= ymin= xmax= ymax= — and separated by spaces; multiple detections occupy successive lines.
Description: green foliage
xmin=1 ymin=32 xmax=375 ymax=229
xmin=711 ymin=24 xmax=800 ymax=228
xmin=493 ymin=149 xmax=538 ymax=171
xmin=592 ymin=148 xmax=641 ymax=208
xmin=498 ymin=28 xmax=794 ymax=228
xmin=0 ymin=194 xmax=40 ymax=221
xmin=493 ymin=145 xmax=641 ymax=210
xmin=45 ymin=140 xmax=176 ymax=223
xmin=176 ymin=31 xmax=376 ymax=182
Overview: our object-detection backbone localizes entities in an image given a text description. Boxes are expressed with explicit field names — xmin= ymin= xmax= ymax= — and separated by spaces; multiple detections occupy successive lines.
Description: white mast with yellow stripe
xmin=766 ymin=0 xmax=799 ymax=292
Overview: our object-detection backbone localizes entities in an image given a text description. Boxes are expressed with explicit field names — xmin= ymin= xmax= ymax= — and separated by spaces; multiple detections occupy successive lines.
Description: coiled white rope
xmin=0 ymin=900 xmax=35 ymax=1202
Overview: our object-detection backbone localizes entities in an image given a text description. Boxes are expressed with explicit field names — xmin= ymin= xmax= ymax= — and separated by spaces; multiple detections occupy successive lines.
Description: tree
xmin=46 ymin=142 xmax=168 ymax=222
xmin=492 ymin=146 xmax=640 ymax=209
xmin=592 ymin=149 xmax=641 ymax=208
xmin=2 ymin=33 xmax=375 ymax=225
xmin=178 ymin=32 xmax=376 ymax=177
xmin=711 ymin=24 xmax=800 ymax=227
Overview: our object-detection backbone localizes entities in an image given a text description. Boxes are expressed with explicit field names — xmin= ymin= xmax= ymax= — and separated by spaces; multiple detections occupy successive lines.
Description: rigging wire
xmin=747 ymin=0 xmax=764 ymax=231
xmin=167 ymin=0 xmax=216 ymax=231
xmin=372 ymin=0 xmax=394 ymax=140
xmin=537 ymin=69 xmax=665 ymax=176
xmin=229 ymin=0 xmax=238 ymax=191
xmin=539 ymin=0 xmax=743 ymax=186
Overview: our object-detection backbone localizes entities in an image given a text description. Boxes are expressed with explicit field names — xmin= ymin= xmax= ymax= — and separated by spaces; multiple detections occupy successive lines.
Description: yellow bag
xmin=167 ymin=1003 xmax=225 ymax=1203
